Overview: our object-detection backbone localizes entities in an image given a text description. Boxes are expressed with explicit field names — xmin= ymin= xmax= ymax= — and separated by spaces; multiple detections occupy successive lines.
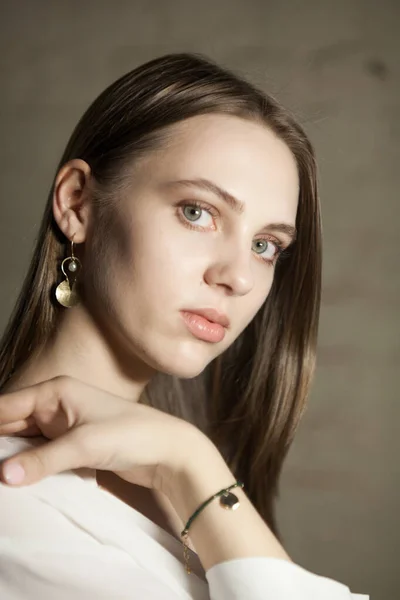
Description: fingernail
xmin=3 ymin=462 xmax=25 ymax=484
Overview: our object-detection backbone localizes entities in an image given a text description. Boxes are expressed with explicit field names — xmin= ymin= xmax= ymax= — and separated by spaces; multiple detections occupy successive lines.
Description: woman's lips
xmin=180 ymin=310 xmax=226 ymax=343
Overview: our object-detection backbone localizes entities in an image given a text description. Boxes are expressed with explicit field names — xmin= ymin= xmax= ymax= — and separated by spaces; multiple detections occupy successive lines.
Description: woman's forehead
xmin=139 ymin=114 xmax=299 ymax=197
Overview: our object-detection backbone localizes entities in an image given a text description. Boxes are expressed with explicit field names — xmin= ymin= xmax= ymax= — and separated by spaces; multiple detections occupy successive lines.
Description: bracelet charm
xmin=181 ymin=480 xmax=244 ymax=574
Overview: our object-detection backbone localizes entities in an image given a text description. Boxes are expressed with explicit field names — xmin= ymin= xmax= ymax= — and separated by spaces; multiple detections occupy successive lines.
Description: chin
xmin=152 ymin=355 xmax=210 ymax=380
xmin=143 ymin=341 xmax=216 ymax=380
xmin=165 ymin=362 xmax=207 ymax=380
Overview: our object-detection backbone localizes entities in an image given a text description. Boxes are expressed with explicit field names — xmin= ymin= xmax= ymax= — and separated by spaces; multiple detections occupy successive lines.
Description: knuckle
xmin=53 ymin=375 xmax=75 ymax=398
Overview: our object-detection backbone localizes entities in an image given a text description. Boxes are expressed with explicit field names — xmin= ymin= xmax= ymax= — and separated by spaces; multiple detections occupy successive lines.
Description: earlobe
xmin=52 ymin=159 xmax=92 ymax=243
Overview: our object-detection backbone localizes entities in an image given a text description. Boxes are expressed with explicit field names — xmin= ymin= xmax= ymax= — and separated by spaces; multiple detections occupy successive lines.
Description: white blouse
xmin=0 ymin=436 xmax=369 ymax=599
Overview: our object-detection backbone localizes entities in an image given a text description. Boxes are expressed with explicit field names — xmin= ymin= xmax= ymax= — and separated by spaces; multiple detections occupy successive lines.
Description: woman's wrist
xmin=164 ymin=431 xmax=237 ymax=525
xmin=160 ymin=426 xmax=293 ymax=573
xmin=157 ymin=424 xmax=229 ymax=508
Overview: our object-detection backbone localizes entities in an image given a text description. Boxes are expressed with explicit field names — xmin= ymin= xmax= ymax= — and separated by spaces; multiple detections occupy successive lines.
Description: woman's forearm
xmin=164 ymin=430 xmax=293 ymax=573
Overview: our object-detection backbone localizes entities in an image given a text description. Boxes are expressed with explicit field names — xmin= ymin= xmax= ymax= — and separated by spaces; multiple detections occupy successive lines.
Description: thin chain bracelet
xmin=180 ymin=480 xmax=244 ymax=574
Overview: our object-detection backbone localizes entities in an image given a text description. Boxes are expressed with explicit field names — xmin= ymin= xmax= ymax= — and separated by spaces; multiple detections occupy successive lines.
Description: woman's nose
xmin=203 ymin=246 xmax=255 ymax=296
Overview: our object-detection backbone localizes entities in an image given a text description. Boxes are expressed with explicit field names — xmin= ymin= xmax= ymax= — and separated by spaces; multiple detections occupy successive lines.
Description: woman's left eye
xmin=251 ymin=238 xmax=283 ymax=263
xmin=177 ymin=201 xmax=284 ymax=265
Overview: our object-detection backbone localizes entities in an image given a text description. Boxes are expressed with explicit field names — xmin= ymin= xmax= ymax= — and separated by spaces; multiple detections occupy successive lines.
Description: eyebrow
xmin=165 ymin=177 xmax=297 ymax=244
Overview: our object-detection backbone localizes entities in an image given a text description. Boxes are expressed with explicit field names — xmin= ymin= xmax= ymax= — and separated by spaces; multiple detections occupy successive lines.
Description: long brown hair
xmin=0 ymin=53 xmax=321 ymax=543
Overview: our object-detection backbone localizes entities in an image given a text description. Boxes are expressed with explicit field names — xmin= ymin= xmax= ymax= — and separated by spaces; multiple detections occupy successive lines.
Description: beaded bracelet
xmin=180 ymin=480 xmax=245 ymax=574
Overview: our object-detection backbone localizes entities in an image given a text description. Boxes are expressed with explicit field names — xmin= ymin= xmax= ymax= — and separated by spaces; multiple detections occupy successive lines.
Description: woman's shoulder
xmin=0 ymin=435 xmax=104 ymax=551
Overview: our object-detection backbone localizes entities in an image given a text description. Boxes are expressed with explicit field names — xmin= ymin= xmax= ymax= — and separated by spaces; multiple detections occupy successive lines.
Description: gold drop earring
xmin=55 ymin=238 xmax=82 ymax=308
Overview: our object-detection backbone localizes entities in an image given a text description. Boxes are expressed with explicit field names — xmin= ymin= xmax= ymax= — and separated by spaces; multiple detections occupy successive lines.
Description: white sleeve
xmin=205 ymin=557 xmax=369 ymax=600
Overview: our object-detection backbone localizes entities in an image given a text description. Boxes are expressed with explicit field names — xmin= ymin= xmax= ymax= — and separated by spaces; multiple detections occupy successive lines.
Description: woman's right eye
xmin=177 ymin=201 xmax=218 ymax=231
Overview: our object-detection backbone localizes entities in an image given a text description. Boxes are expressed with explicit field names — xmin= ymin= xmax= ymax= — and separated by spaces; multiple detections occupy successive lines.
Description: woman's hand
xmin=0 ymin=375 xmax=205 ymax=496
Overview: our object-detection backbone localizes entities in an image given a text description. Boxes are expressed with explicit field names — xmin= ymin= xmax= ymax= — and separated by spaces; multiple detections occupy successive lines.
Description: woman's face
xmin=86 ymin=114 xmax=299 ymax=378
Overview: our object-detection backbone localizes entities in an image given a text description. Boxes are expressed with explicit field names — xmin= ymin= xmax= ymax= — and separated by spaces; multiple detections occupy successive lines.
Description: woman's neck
xmin=4 ymin=303 xmax=153 ymax=402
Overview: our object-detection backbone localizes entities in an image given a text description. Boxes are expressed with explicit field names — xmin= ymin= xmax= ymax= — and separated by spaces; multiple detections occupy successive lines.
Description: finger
xmin=0 ymin=388 xmax=37 ymax=423
xmin=0 ymin=417 xmax=40 ymax=436
xmin=0 ymin=376 xmax=71 ymax=425
xmin=0 ymin=428 xmax=89 ymax=486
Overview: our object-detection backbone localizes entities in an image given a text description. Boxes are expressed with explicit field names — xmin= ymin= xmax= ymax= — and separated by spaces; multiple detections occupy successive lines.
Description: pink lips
xmin=180 ymin=311 xmax=226 ymax=343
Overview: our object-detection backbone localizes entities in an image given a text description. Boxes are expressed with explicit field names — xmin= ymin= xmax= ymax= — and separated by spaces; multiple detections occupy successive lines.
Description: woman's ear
xmin=52 ymin=159 xmax=93 ymax=243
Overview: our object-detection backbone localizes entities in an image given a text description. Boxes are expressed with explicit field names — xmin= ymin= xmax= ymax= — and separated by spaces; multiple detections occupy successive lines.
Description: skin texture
xmin=2 ymin=113 xmax=299 ymax=558
xmin=11 ymin=113 xmax=299 ymax=402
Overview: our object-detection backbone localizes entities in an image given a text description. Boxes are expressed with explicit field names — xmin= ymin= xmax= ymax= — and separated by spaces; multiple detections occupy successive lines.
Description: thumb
xmin=0 ymin=429 xmax=89 ymax=486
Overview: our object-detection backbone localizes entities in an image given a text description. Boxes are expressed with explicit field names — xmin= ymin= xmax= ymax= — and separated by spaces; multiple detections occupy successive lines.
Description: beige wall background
xmin=0 ymin=1 xmax=398 ymax=598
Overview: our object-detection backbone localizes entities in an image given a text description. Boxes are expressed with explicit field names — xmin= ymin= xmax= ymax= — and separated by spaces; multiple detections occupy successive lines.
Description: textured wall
xmin=0 ymin=1 xmax=398 ymax=598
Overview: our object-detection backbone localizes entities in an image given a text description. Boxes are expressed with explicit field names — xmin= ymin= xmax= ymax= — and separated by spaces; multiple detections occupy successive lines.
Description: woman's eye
xmin=181 ymin=204 xmax=214 ymax=228
xmin=179 ymin=202 xmax=283 ymax=264
xmin=252 ymin=239 xmax=280 ymax=262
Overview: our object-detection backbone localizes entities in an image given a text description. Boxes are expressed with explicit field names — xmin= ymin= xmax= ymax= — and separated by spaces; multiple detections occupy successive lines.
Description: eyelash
xmin=176 ymin=200 xmax=287 ymax=265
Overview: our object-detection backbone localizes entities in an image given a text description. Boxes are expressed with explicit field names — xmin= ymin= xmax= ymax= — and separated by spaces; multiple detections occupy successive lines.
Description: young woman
xmin=0 ymin=53 xmax=368 ymax=599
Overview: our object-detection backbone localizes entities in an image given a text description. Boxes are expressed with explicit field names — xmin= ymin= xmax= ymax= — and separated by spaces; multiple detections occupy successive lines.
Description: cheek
xmin=94 ymin=210 xmax=194 ymax=314
xmin=136 ymin=228 xmax=199 ymax=305
xmin=241 ymin=288 xmax=270 ymax=328
xmin=87 ymin=207 xmax=275 ymax=333
xmin=229 ymin=273 xmax=273 ymax=336
xmin=82 ymin=211 xmax=137 ymax=313
xmin=258 ymin=272 xmax=274 ymax=305
xmin=83 ymin=236 xmax=123 ymax=317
